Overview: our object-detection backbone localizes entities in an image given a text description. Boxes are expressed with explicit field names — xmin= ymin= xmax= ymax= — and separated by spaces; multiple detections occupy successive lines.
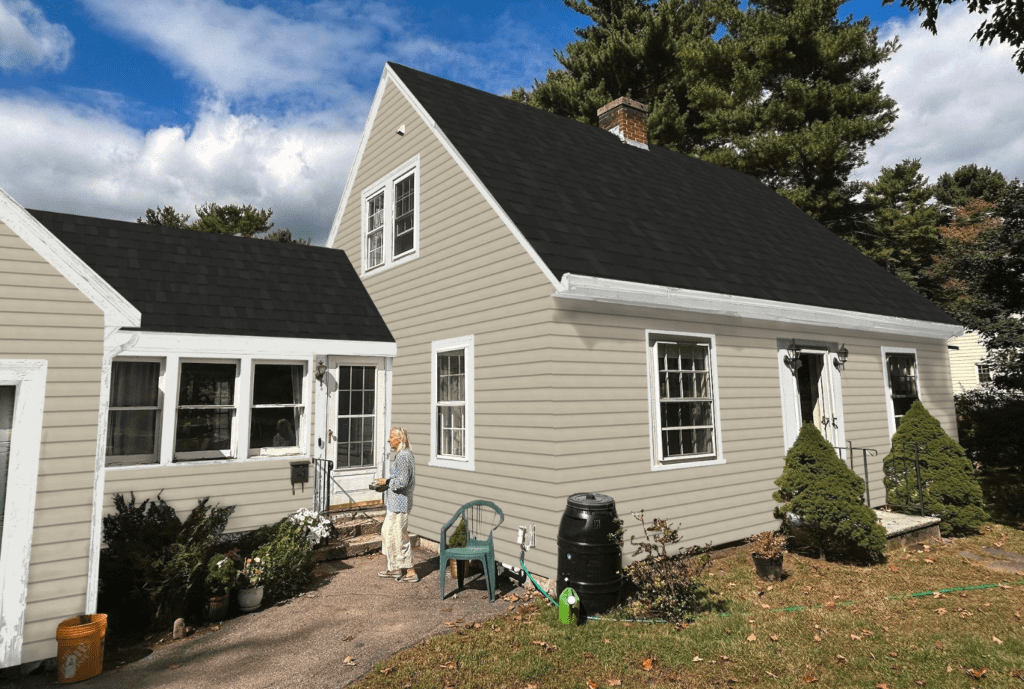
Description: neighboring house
xmin=1 ymin=194 xmax=394 ymax=669
xmin=327 ymin=63 xmax=964 ymax=580
xmin=948 ymin=331 xmax=992 ymax=391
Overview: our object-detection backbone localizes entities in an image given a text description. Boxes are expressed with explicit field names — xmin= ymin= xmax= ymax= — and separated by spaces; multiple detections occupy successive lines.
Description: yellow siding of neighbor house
xmin=948 ymin=331 xmax=988 ymax=392
xmin=331 ymin=77 xmax=558 ymax=573
xmin=0 ymin=221 xmax=104 ymax=665
xmin=546 ymin=301 xmax=957 ymax=563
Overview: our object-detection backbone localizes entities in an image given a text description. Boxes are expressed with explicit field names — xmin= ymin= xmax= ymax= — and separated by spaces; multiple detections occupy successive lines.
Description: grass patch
xmin=354 ymin=522 xmax=1024 ymax=688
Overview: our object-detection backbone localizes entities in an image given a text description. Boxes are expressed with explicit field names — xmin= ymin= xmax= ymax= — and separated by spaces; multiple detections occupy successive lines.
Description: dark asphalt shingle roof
xmin=389 ymin=63 xmax=957 ymax=326
xmin=29 ymin=210 xmax=394 ymax=342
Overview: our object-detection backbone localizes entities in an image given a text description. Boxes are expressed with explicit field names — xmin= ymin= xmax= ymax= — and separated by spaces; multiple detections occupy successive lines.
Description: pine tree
xmin=774 ymin=424 xmax=886 ymax=561
xmin=883 ymin=401 xmax=988 ymax=535
xmin=851 ymin=159 xmax=942 ymax=289
xmin=512 ymin=0 xmax=899 ymax=232
xmin=934 ymin=164 xmax=1008 ymax=208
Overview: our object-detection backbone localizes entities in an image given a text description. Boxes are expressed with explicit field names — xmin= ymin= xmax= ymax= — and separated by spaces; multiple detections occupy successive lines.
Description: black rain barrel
xmin=556 ymin=493 xmax=622 ymax=617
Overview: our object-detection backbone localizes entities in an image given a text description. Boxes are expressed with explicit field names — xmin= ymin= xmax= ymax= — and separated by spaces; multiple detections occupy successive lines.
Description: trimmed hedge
xmin=883 ymin=400 xmax=988 ymax=535
xmin=774 ymin=424 xmax=886 ymax=561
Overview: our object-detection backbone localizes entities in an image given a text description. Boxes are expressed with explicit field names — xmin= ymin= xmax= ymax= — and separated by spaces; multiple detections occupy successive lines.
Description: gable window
xmin=250 ymin=363 xmax=305 ymax=456
xmin=176 ymin=361 xmax=238 ymax=460
xmin=882 ymin=348 xmax=919 ymax=435
xmin=361 ymin=156 xmax=420 ymax=274
xmin=647 ymin=331 xmax=724 ymax=469
xmin=336 ymin=365 xmax=376 ymax=469
xmin=977 ymin=363 xmax=992 ymax=384
xmin=107 ymin=359 xmax=163 ymax=466
xmin=430 ymin=335 xmax=474 ymax=470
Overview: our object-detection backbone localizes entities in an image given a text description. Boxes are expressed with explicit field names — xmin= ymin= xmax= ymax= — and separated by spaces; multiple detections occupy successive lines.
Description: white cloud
xmin=0 ymin=91 xmax=359 ymax=244
xmin=859 ymin=4 xmax=1024 ymax=185
xmin=0 ymin=0 xmax=74 ymax=72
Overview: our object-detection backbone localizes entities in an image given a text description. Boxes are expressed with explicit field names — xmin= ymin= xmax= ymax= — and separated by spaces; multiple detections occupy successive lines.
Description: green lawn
xmin=354 ymin=523 xmax=1024 ymax=688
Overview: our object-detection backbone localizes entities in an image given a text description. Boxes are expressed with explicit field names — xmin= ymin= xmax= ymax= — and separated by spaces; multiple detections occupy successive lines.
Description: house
xmin=948 ymin=331 xmax=993 ymax=391
xmin=0 ymin=193 xmax=394 ymax=670
xmin=326 ymin=63 xmax=964 ymax=580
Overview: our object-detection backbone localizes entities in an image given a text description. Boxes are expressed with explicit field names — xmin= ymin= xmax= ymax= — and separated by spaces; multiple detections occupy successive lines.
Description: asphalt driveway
xmin=2 ymin=548 xmax=531 ymax=689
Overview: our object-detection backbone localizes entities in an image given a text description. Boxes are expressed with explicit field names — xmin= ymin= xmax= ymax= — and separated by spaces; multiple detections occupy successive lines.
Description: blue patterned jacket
xmin=385 ymin=449 xmax=415 ymax=513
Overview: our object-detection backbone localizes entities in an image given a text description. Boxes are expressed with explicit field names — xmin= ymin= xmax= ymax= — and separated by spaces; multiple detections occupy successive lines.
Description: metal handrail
xmin=834 ymin=441 xmax=879 ymax=508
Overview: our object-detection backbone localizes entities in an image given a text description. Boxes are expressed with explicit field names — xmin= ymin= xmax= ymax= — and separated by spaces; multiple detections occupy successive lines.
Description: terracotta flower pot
xmin=206 ymin=593 xmax=229 ymax=622
xmin=237 ymin=586 xmax=264 ymax=613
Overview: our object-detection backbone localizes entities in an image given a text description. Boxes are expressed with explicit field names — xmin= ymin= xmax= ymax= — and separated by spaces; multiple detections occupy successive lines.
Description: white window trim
xmin=645 ymin=330 xmax=726 ymax=471
xmin=360 ymin=155 xmax=420 ymax=276
xmin=429 ymin=334 xmax=474 ymax=471
xmin=0 ymin=360 xmax=47 ymax=669
xmin=247 ymin=360 xmax=309 ymax=459
xmin=776 ymin=340 xmax=847 ymax=454
xmin=105 ymin=357 xmax=165 ymax=467
xmin=881 ymin=346 xmax=921 ymax=441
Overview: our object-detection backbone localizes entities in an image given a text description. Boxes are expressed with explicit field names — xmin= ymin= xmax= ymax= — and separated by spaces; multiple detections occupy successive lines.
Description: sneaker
xmin=378 ymin=570 xmax=402 ymax=578
xmin=398 ymin=570 xmax=419 ymax=583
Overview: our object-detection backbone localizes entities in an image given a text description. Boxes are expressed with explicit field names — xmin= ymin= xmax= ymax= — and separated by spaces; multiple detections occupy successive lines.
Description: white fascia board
xmin=109 ymin=330 xmax=397 ymax=358
xmin=380 ymin=65 xmax=562 ymax=290
xmin=0 ymin=187 xmax=141 ymax=329
xmin=556 ymin=273 xmax=965 ymax=341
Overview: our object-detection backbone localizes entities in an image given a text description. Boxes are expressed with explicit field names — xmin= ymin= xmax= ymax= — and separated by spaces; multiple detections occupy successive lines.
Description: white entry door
xmin=324 ymin=357 xmax=388 ymax=507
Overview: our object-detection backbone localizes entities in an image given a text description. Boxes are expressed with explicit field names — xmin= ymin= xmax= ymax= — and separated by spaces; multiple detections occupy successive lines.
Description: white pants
xmin=382 ymin=510 xmax=412 ymax=570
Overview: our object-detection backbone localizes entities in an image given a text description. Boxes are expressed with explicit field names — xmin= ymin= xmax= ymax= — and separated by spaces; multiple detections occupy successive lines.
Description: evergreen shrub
xmin=774 ymin=424 xmax=886 ymax=561
xmin=883 ymin=400 xmax=988 ymax=535
xmin=252 ymin=519 xmax=315 ymax=603
xmin=955 ymin=387 xmax=1024 ymax=473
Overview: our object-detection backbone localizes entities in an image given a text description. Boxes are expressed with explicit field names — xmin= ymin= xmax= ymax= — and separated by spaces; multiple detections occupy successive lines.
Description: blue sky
xmin=1 ymin=0 xmax=1022 ymax=245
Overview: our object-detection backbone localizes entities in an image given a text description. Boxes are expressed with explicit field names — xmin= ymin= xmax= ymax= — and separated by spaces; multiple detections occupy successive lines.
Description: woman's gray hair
xmin=390 ymin=427 xmax=410 ymax=451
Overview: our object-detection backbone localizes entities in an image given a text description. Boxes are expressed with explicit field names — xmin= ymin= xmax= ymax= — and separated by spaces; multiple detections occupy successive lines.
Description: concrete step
xmin=314 ymin=533 xmax=383 ymax=562
xmin=333 ymin=516 xmax=383 ymax=540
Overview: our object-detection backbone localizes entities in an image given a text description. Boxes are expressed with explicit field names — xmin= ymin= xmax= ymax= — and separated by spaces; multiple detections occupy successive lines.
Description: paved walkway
xmin=2 ymin=548 xmax=531 ymax=689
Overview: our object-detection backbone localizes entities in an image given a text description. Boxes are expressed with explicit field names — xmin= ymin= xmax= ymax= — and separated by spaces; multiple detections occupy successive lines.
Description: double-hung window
xmin=648 ymin=332 xmax=723 ymax=468
xmin=107 ymin=359 xmax=163 ymax=465
xmin=882 ymin=348 xmax=919 ymax=435
xmin=176 ymin=362 xmax=237 ymax=460
xmin=361 ymin=156 xmax=419 ymax=274
xmin=977 ymin=363 xmax=992 ymax=384
xmin=430 ymin=335 xmax=474 ymax=470
xmin=250 ymin=363 xmax=305 ymax=456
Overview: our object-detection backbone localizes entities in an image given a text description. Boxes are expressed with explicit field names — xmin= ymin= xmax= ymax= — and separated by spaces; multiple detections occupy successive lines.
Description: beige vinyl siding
xmin=948 ymin=331 xmax=988 ymax=391
xmin=103 ymin=459 xmax=313 ymax=534
xmin=0 ymin=221 xmax=104 ymax=665
xmin=549 ymin=300 xmax=958 ymax=559
xmin=332 ymin=78 xmax=560 ymax=573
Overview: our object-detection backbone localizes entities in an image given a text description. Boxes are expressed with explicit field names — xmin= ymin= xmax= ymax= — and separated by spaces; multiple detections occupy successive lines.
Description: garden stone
xmin=173 ymin=618 xmax=185 ymax=640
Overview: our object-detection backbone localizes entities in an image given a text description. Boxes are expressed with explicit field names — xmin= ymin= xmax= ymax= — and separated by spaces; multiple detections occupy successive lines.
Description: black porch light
xmin=784 ymin=339 xmax=803 ymax=372
xmin=834 ymin=344 xmax=849 ymax=370
xmin=314 ymin=358 xmax=327 ymax=384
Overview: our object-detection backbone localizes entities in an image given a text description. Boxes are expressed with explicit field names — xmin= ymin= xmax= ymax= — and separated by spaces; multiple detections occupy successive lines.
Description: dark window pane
xmin=351 ymin=389 xmax=363 ymax=415
xmin=110 ymin=361 xmax=160 ymax=407
xmin=250 ymin=407 xmax=300 ymax=449
xmin=363 ymin=391 xmax=374 ymax=414
xmin=107 ymin=409 xmax=158 ymax=456
xmin=253 ymin=365 xmax=302 ymax=405
xmin=179 ymin=363 xmax=235 ymax=406
xmin=176 ymin=409 xmax=232 ymax=452
xmin=394 ymin=173 xmax=415 ymax=255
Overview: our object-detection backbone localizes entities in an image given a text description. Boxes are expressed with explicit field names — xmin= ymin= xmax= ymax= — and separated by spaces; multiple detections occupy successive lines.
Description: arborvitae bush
xmin=774 ymin=424 xmax=886 ymax=561
xmin=883 ymin=401 xmax=988 ymax=535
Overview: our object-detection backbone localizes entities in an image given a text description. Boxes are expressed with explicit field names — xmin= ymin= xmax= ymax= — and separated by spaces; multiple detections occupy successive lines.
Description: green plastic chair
xmin=439 ymin=500 xmax=504 ymax=601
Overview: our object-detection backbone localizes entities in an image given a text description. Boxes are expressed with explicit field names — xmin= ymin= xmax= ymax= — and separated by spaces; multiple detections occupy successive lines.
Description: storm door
xmin=795 ymin=352 xmax=840 ymax=446
xmin=778 ymin=343 xmax=846 ymax=452
xmin=323 ymin=358 xmax=387 ymax=507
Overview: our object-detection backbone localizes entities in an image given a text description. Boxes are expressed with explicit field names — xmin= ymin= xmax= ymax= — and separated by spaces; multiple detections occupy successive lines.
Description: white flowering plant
xmin=287 ymin=508 xmax=334 ymax=546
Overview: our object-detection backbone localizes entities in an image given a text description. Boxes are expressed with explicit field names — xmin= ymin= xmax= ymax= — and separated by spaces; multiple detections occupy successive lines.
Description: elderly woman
xmin=376 ymin=427 xmax=418 ymax=582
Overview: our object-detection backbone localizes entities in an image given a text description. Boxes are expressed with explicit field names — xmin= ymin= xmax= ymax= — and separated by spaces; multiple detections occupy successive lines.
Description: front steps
xmin=314 ymin=506 xmax=386 ymax=562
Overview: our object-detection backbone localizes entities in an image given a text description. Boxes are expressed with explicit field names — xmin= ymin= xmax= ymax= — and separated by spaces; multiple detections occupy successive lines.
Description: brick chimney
xmin=597 ymin=97 xmax=649 ymax=149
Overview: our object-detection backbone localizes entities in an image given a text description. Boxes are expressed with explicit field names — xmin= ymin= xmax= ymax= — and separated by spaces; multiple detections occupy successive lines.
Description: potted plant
xmin=205 ymin=554 xmax=236 ymax=621
xmin=446 ymin=518 xmax=468 ymax=579
xmin=747 ymin=531 xmax=787 ymax=581
xmin=236 ymin=556 xmax=266 ymax=613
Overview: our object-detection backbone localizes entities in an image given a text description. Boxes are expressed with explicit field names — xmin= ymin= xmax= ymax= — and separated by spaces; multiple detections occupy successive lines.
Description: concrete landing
xmin=875 ymin=509 xmax=942 ymax=550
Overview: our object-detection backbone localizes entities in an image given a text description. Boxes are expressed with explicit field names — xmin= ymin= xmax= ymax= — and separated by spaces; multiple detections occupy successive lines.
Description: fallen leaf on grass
xmin=851 ymin=634 xmax=862 ymax=641
xmin=642 ymin=657 xmax=655 ymax=671
xmin=814 ymin=635 xmax=822 ymax=642
xmin=747 ymin=634 xmax=757 ymax=641
xmin=876 ymin=684 xmax=893 ymax=689
xmin=587 ymin=680 xmax=598 ymax=689
xmin=491 ymin=625 xmax=501 ymax=632
xmin=936 ymin=608 xmax=947 ymax=615
xmin=924 ymin=559 xmax=935 ymax=564
xmin=604 ymin=638 xmax=611 ymax=644
xmin=380 ymin=668 xmax=393 ymax=676
xmin=947 ymin=665 xmax=953 ymax=673
xmin=444 ymin=622 xmax=456 ymax=627
xmin=915 ymin=681 xmax=927 ymax=686
xmin=720 ymin=655 xmax=731 ymax=662
xmin=583 ymin=652 xmax=595 ymax=660
xmin=994 ymin=636 xmax=1003 ymax=645
xmin=935 ymin=642 xmax=945 ymax=650
xmin=473 ymin=623 xmax=482 ymax=629
xmin=836 ymin=655 xmax=848 ymax=664
xmin=803 ymin=676 xmax=819 ymax=683
xmin=888 ymin=565 xmax=899 ymax=572
xmin=770 ymin=634 xmax=779 ymax=642
xmin=693 ymin=655 xmax=703 ymax=663
xmin=607 ymin=680 xmax=622 ymax=687
xmin=440 ymin=660 xmax=457 ymax=670
xmin=1009 ymin=669 xmax=1022 ymax=679
xmin=966 ymin=667 xmax=988 ymax=679
xmin=766 ymin=670 xmax=778 ymax=678
xmin=343 ymin=657 xmax=356 ymax=666
xmin=762 ymin=603 xmax=771 ymax=609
